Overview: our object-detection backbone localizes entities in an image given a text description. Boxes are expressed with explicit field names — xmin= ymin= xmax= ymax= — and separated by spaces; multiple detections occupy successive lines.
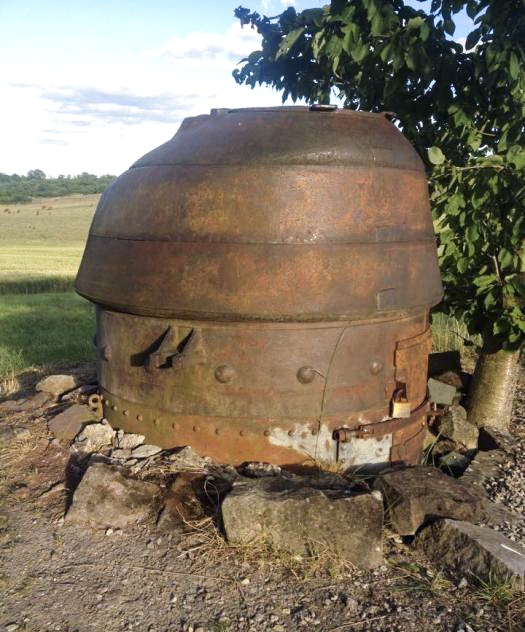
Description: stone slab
xmin=428 ymin=378 xmax=457 ymax=406
xmin=36 ymin=374 xmax=78 ymax=397
xmin=437 ymin=404 xmax=478 ymax=449
xmin=66 ymin=463 xmax=159 ymax=528
xmin=49 ymin=404 xmax=99 ymax=442
xmin=374 ymin=465 xmax=484 ymax=535
xmin=221 ymin=477 xmax=383 ymax=569
xmin=417 ymin=518 xmax=525 ymax=589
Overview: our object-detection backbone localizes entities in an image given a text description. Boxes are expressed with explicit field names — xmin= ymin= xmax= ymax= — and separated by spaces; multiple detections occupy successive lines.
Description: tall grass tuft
xmin=430 ymin=312 xmax=481 ymax=355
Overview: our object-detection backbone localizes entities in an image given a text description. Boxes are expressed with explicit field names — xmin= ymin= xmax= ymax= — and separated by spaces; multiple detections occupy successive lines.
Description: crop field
xmin=0 ymin=194 xmax=99 ymax=391
xmin=0 ymin=193 xmax=99 ymax=294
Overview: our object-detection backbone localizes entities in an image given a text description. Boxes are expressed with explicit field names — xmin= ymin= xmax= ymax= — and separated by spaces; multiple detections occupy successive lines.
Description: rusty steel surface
xmin=76 ymin=106 xmax=443 ymax=468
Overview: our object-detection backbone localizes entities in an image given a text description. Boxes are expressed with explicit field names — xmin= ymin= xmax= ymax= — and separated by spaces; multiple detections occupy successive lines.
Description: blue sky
xmin=0 ymin=0 xmax=474 ymax=176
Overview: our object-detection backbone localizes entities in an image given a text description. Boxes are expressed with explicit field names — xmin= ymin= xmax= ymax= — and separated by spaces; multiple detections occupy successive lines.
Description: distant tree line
xmin=0 ymin=170 xmax=116 ymax=203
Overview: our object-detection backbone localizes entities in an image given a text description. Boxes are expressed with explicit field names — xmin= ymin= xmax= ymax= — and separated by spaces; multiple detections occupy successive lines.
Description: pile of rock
xmin=4 ymin=369 xmax=525 ymax=592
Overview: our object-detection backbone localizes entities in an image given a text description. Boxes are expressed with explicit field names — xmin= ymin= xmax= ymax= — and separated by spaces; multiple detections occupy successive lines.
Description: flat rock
xmin=432 ymin=370 xmax=464 ymax=390
xmin=167 ymin=446 xmax=211 ymax=470
xmin=74 ymin=422 xmax=116 ymax=453
xmin=36 ymin=374 xmax=78 ymax=397
xmin=110 ymin=448 xmax=132 ymax=460
xmin=49 ymin=404 xmax=99 ymax=442
xmin=461 ymin=450 xmax=507 ymax=491
xmin=374 ymin=465 xmax=484 ymax=535
xmin=428 ymin=378 xmax=457 ymax=406
xmin=66 ymin=463 xmax=160 ymax=528
xmin=437 ymin=404 xmax=478 ymax=449
xmin=221 ymin=477 xmax=383 ymax=569
xmin=114 ymin=430 xmax=145 ymax=450
xmin=439 ymin=451 xmax=471 ymax=475
xmin=480 ymin=498 xmax=524 ymax=528
xmin=60 ymin=384 xmax=98 ymax=403
xmin=0 ymin=426 xmax=30 ymax=444
xmin=132 ymin=444 xmax=162 ymax=459
xmin=239 ymin=462 xmax=282 ymax=478
xmin=417 ymin=519 xmax=525 ymax=589
xmin=0 ymin=391 xmax=52 ymax=414
xmin=478 ymin=427 xmax=515 ymax=453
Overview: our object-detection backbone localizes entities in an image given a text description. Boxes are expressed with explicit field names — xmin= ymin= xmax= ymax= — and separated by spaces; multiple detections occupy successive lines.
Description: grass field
xmin=0 ymin=194 xmax=99 ymax=294
xmin=0 ymin=194 xmax=99 ymax=391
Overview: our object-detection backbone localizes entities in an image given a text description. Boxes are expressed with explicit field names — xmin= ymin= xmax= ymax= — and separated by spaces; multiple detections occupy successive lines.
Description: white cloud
xmin=0 ymin=22 xmax=293 ymax=176
xmin=140 ymin=22 xmax=262 ymax=64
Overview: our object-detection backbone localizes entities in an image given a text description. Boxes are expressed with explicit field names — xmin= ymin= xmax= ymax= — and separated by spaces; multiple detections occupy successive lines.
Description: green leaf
xmin=444 ymin=18 xmax=455 ymax=36
xmin=350 ymin=42 xmax=369 ymax=63
xmin=465 ymin=29 xmax=480 ymax=51
xmin=499 ymin=249 xmax=514 ymax=270
xmin=276 ymin=27 xmax=305 ymax=59
xmin=428 ymin=147 xmax=445 ymax=165
xmin=510 ymin=51 xmax=519 ymax=80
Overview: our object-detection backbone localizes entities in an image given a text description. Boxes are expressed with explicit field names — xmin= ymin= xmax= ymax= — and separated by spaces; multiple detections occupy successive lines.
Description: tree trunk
xmin=467 ymin=336 xmax=521 ymax=432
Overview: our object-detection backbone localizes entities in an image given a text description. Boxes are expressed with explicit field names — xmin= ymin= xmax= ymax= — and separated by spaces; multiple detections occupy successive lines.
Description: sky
xmin=0 ymin=0 xmax=474 ymax=177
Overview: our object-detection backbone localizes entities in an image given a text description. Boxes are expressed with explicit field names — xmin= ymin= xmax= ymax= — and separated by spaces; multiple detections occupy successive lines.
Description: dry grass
xmin=390 ymin=561 xmax=453 ymax=596
xmin=174 ymin=510 xmax=357 ymax=582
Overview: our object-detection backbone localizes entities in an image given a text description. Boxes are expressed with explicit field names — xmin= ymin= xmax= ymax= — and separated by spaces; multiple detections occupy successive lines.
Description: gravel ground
xmin=1 ymin=365 xmax=525 ymax=632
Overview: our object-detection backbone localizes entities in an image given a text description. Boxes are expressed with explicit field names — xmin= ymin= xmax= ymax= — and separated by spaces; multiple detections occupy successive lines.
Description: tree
xmin=27 ymin=169 xmax=46 ymax=179
xmin=233 ymin=0 xmax=525 ymax=430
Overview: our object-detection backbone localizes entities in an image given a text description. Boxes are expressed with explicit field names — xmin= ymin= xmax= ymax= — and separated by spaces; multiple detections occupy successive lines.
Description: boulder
xmin=114 ymin=430 xmax=145 ymax=450
xmin=60 ymin=384 xmax=98 ymax=403
xmin=432 ymin=370 xmax=464 ymax=390
xmin=417 ymin=519 xmax=525 ymax=589
xmin=428 ymin=378 xmax=457 ymax=406
xmin=439 ymin=451 xmax=471 ymax=475
xmin=239 ymin=461 xmax=282 ymax=478
xmin=374 ymin=465 xmax=484 ymax=535
xmin=66 ymin=463 xmax=160 ymax=528
xmin=48 ymin=404 xmax=99 ymax=442
xmin=480 ymin=498 xmax=524 ymax=529
xmin=131 ymin=444 xmax=162 ymax=459
xmin=437 ymin=404 xmax=478 ymax=449
xmin=36 ymin=374 xmax=77 ymax=397
xmin=461 ymin=450 xmax=507 ymax=491
xmin=167 ymin=446 xmax=211 ymax=471
xmin=478 ymin=427 xmax=515 ymax=453
xmin=74 ymin=422 xmax=116 ymax=453
xmin=221 ymin=477 xmax=383 ymax=569
xmin=0 ymin=392 xmax=52 ymax=414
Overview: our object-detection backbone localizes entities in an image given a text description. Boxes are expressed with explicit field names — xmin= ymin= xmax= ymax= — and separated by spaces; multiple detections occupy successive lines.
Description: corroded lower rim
xmin=99 ymin=388 xmax=427 ymax=468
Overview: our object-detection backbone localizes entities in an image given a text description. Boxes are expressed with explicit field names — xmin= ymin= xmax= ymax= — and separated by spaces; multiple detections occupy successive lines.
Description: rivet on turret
xmin=137 ymin=414 xmax=143 ymax=422
xmin=297 ymin=366 xmax=316 ymax=384
xmin=154 ymin=418 xmax=160 ymax=426
xmin=215 ymin=365 xmax=236 ymax=383
xmin=369 ymin=360 xmax=383 ymax=375
xmin=123 ymin=409 xmax=129 ymax=416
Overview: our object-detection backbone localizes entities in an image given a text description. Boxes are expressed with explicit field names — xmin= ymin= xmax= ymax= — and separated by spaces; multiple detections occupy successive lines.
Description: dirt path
xmin=1 ymin=371 xmax=525 ymax=632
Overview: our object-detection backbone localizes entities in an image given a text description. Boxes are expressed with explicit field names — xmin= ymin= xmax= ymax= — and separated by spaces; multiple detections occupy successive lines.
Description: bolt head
xmin=215 ymin=365 xmax=236 ymax=383
xmin=297 ymin=366 xmax=316 ymax=384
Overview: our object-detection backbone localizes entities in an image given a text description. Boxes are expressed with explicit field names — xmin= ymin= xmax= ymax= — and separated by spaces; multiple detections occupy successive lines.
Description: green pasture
xmin=0 ymin=194 xmax=98 ymax=390
xmin=0 ymin=193 xmax=98 ymax=294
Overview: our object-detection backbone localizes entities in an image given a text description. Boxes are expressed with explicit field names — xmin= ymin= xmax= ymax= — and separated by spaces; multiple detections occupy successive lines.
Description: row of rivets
xmin=214 ymin=363 xmax=383 ymax=383
xmin=103 ymin=397 xmax=319 ymax=437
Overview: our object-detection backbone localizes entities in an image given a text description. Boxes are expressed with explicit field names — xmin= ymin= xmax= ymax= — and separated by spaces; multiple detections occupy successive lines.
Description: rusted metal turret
xmin=76 ymin=106 xmax=442 ymax=468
